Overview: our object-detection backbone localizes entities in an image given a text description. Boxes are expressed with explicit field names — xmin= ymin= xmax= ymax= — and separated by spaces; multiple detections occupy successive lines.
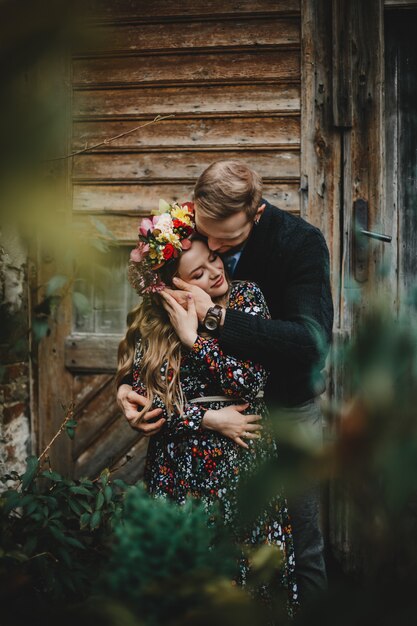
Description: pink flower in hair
xmin=181 ymin=238 xmax=192 ymax=251
xmin=130 ymin=241 xmax=149 ymax=262
xmin=139 ymin=217 xmax=155 ymax=236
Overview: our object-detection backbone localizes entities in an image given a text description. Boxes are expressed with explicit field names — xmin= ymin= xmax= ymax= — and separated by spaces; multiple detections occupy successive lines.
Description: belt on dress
xmin=188 ymin=391 xmax=264 ymax=404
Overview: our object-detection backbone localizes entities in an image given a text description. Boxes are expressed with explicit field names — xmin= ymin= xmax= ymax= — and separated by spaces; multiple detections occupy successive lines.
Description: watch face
xmin=204 ymin=316 xmax=218 ymax=331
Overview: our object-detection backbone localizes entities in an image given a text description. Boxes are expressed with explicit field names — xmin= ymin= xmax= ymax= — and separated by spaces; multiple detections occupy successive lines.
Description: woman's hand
xmin=202 ymin=403 xmax=262 ymax=449
xmin=165 ymin=277 xmax=214 ymax=323
xmin=160 ymin=291 xmax=198 ymax=349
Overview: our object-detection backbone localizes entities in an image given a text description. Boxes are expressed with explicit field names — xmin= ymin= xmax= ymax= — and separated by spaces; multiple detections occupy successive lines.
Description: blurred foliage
xmin=0 ymin=411 xmax=274 ymax=626
xmin=101 ymin=484 xmax=267 ymax=626
xmin=0 ymin=457 xmax=128 ymax=611
xmin=236 ymin=295 xmax=417 ymax=624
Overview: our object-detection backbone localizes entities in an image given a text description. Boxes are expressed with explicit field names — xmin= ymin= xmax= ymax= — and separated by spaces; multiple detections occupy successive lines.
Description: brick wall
xmin=0 ymin=227 xmax=31 ymax=484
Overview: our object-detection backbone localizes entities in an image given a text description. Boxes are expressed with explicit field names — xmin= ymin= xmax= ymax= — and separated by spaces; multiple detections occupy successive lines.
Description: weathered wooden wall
xmin=302 ymin=0 xmax=388 ymax=571
xmin=38 ymin=0 xmax=304 ymax=480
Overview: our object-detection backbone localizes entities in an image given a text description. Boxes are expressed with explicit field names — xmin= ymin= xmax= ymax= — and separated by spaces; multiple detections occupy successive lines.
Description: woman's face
xmin=177 ymin=239 xmax=228 ymax=298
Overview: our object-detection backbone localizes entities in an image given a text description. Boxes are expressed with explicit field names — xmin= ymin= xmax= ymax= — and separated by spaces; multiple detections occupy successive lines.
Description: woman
xmin=117 ymin=201 xmax=298 ymax=612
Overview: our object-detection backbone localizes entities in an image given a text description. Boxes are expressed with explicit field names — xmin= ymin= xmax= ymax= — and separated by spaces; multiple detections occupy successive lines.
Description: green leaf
xmin=32 ymin=317 xmax=49 ymax=342
xmin=69 ymin=486 xmax=92 ymax=496
xmin=158 ymin=198 xmax=171 ymax=214
xmin=46 ymin=275 xmax=68 ymax=297
xmin=21 ymin=455 xmax=39 ymax=490
xmin=26 ymin=499 xmax=39 ymax=515
xmin=95 ymin=491 xmax=105 ymax=511
xmin=72 ymin=291 xmax=91 ymax=315
xmin=90 ymin=216 xmax=117 ymax=240
xmin=91 ymin=238 xmax=110 ymax=253
xmin=3 ymin=490 xmax=22 ymax=514
xmin=41 ymin=470 xmax=63 ymax=482
xmin=78 ymin=500 xmax=93 ymax=513
xmin=90 ymin=510 xmax=101 ymax=530
xmin=64 ymin=535 xmax=85 ymax=550
xmin=65 ymin=420 xmax=78 ymax=428
xmin=100 ymin=468 xmax=110 ymax=486
xmin=80 ymin=512 xmax=91 ymax=528
xmin=66 ymin=427 xmax=75 ymax=440
xmin=57 ymin=547 xmax=72 ymax=568
xmin=49 ymin=526 xmax=67 ymax=545
xmin=68 ymin=498 xmax=83 ymax=516
xmin=104 ymin=485 xmax=113 ymax=503
xmin=113 ymin=479 xmax=128 ymax=489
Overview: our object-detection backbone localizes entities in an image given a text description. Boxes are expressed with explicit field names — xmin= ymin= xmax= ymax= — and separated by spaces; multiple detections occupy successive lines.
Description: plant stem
xmin=38 ymin=403 xmax=75 ymax=463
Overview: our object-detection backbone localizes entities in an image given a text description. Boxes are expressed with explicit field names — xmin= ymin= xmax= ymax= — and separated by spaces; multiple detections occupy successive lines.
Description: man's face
xmin=195 ymin=210 xmax=253 ymax=254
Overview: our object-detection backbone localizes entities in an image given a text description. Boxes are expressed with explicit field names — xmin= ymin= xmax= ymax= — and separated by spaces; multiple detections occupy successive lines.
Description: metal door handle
xmin=360 ymin=229 xmax=392 ymax=243
xmin=353 ymin=199 xmax=392 ymax=282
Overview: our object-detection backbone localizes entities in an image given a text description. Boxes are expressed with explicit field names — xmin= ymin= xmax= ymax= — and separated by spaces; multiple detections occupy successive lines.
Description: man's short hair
xmin=193 ymin=160 xmax=263 ymax=220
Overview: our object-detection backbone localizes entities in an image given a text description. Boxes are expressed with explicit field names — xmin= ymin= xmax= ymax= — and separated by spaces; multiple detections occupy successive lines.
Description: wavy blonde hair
xmin=116 ymin=239 xmax=229 ymax=418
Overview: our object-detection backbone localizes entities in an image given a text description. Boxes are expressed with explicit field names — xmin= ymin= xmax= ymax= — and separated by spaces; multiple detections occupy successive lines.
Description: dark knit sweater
xmin=220 ymin=200 xmax=334 ymax=407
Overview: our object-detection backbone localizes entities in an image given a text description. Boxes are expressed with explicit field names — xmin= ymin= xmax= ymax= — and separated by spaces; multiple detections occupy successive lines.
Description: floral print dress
xmin=132 ymin=281 xmax=298 ymax=612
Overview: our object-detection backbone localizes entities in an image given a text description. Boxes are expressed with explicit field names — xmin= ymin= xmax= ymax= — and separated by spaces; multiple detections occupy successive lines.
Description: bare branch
xmin=38 ymin=403 xmax=75 ymax=463
xmin=45 ymin=114 xmax=175 ymax=162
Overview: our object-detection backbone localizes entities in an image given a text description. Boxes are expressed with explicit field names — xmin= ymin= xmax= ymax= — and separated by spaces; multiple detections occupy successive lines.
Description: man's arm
xmin=220 ymin=231 xmax=333 ymax=368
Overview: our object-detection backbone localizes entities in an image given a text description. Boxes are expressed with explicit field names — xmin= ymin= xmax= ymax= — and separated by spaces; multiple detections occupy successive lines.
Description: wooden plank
xmin=72 ymin=201 xmax=299 ymax=243
xmin=73 ymin=50 xmax=300 ymax=86
xmin=332 ymin=0 xmax=353 ymax=127
xmin=72 ymin=116 xmax=301 ymax=150
xmin=301 ymin=0 xmax=341 ymax=323
xmin=349 ymin=0 xmax=384 ymax=298
xmin=72 ymin=182 xmax=300 ymax=215
xmin=65 ymin=334 xmax=121 ymax=371
xmin=385 ymin=0 xmax=417 ymax=6
xmin=108 ymin=436 xmax=149 ymax=484
xmin=84 ymin=0 xmax=301 ymax=21
xmin=79 ymin=18 xmax=300 ymax=54
xmin=72 ymin=150 xmax=300 ymax=181
xmin=73 ymin=84 xmax=301 ymax=118
xmin=390 ymin=13 xmax=417 ymax=308
xmin=35 ymin=52 xmax=74 ymax=474
xmin=73 ymin=387 xmax=120 ymax=458
xmin=384 ymin=14 xmax=400 ymax=313
xmin=73 ymin=413 xmax=141 ymax=479
xmin=73 ymin=372 xmax=113 ymax=404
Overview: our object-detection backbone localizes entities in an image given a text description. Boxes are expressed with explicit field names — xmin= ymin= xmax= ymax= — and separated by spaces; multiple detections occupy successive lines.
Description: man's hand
xmin=116 ymin=384 xmax=165 ymax=436
xmin=202 ymin=403 xmax=262 ymax=449
xmin=164 ymin=277 xmax=214 ymax=322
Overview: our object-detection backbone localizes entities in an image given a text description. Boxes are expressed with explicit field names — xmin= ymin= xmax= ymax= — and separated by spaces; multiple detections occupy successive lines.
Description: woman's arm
xmin=186 ymin=283 xmax=270 ymax=402
xmin=132 ymin=371 xmax=261 ymax=446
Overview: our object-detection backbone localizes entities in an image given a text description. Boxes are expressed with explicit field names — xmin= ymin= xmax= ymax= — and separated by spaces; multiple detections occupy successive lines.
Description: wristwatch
xmin=203 ymin=305 xmax=223 ymax=333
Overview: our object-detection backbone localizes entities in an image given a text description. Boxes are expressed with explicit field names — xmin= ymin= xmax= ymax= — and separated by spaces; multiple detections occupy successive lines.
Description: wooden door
xmin=37 ymin=0 xmax=303 ymax=480
xmin=385 ymin=5 xmax=417 ymax=311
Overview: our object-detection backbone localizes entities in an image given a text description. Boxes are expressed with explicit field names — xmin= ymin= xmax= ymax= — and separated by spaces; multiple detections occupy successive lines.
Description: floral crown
xmin=128 ymin=200 xmax=195 ymax=296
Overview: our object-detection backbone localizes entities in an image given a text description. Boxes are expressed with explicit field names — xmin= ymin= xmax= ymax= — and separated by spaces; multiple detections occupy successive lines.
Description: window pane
xmin=73 ymin=246 xmax=140 ymax=335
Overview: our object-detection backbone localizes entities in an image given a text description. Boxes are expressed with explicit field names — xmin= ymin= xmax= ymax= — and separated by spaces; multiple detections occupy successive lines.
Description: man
xmin=117 ymin=160 xmax=333 ymax=603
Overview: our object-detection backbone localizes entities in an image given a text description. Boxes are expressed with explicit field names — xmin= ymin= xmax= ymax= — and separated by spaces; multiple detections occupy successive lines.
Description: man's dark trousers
xmin=279 ymin=398 xmax=328 ymax=604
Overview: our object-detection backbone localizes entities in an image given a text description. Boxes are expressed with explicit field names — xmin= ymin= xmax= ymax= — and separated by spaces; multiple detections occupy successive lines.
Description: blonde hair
xmin=116 ymin=243 xmax=230 ymax=418
xmin=194 ymin=160 xmax=262 ymax=220
xmin=116 ymin=296 xmax=185 ymax=417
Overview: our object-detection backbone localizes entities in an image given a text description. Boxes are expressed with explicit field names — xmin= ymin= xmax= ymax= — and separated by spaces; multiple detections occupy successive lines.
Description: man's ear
xmin=255 ymin=203 xmax=266 ymax=223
